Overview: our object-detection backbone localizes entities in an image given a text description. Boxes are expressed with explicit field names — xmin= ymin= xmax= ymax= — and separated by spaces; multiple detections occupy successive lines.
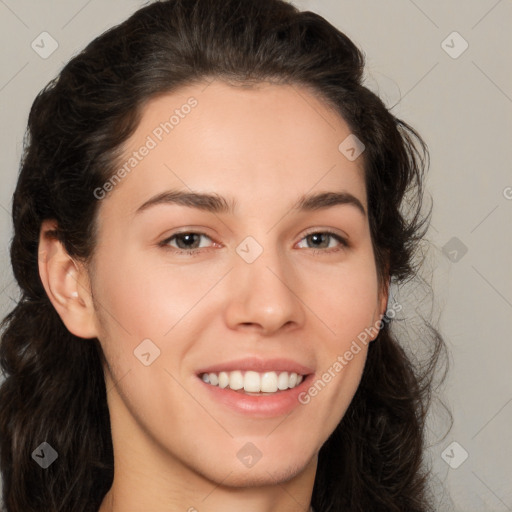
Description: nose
xmin=223 ymin=240 xmax=306 ymax=336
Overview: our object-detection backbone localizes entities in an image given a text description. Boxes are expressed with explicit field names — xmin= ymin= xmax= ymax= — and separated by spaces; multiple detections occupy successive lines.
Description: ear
xmin=369 ymin=272 xmax=391 ymax=342
xmin=377 ymin=257 xmax=391 ymax=318
xmin=38 ymin=219 xmax=98 ymax=339
xmin=378 ymin=276 xmax=390 ymax=319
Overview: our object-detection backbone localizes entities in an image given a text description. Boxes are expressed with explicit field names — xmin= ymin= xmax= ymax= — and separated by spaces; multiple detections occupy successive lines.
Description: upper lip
xmin=196 ymin=357 xmax=314 ymax=376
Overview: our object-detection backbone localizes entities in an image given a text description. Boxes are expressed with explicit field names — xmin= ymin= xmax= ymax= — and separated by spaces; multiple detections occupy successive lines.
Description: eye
xmin=159 ymin=231 xmax=216 ymax=255
xmin=159 ymin=229 xmax=348 ymax=256
xmin=296 ymin=231 xmax=348 ymax=253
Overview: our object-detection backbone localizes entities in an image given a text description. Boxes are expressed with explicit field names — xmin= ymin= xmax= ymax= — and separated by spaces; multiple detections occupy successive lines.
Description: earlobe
xmin=38 ymin=219 xmax=98 ymax=339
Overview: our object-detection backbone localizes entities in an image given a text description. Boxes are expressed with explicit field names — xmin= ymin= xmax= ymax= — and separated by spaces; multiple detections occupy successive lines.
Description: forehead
xmin=100 ymin=80 xmax=367 ymax=218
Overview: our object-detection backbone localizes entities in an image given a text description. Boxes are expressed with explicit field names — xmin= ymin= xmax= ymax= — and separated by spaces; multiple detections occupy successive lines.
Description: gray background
xmin=0 ymin=0 xmax=511 ymax=510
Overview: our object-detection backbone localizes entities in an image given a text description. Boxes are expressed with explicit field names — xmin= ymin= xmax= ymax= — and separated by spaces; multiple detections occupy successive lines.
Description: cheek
xmin=91 ymin=248 xmax=208 ymax=337
xmin=303 ymin=258 xmax=380 ymax=349
xmin=296 ymin=254 xmax=379 ymax=420
xmin=89 ymin=246 xmax=229 ymax=380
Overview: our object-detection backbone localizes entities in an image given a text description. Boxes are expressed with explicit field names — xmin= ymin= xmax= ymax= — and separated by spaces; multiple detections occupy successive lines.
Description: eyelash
xmin=158 ymin=230 xmax=349 ymax=257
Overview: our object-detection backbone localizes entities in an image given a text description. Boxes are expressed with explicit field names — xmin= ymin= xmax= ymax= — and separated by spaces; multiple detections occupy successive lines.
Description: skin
xmin=39 ymin=80 xmax=388 ymax=512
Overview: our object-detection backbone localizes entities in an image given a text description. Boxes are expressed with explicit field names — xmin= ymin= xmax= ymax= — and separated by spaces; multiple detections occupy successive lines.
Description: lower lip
xmin=198 ymin=375 xmax=314 ymax=418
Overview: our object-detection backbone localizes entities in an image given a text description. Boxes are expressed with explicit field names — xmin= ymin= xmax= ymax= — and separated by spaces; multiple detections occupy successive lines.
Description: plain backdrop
xmin=0 ymin=1 xmax=511 ymax=511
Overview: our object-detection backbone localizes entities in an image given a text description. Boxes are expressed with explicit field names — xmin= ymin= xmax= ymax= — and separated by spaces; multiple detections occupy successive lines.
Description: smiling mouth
xmin=199 ymin=370 xmax=305 ymax=394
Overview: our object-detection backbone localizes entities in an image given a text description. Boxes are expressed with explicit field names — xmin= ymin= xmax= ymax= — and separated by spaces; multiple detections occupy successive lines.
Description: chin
xmin=197 ymin=454 xmax=316 ymax=489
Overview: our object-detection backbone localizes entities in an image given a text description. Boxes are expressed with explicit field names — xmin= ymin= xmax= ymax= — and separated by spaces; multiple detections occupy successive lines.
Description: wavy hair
xmin=0 ymin=0 xmax=448 ymax=510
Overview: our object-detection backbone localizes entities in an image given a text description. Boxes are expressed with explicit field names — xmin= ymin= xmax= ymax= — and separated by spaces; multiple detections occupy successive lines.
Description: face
xmin=87 ymin=80 xmax=387 ymax=487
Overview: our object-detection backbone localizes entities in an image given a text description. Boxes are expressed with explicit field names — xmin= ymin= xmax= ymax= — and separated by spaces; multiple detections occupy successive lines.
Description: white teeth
xmin=261 ymin=371 xmax=278 ymax=392
xmin=201 ymin=370 xmax=305 ymax=393
xmin=277 ymin=372 xmax=289 ymax=390
xmin=244 ymin=371 xmax=260 ymax=392
xmin=218 ymin=371 xmax=229 ymax=388
xmin=229 ymin=371 xmax=244 ymax=390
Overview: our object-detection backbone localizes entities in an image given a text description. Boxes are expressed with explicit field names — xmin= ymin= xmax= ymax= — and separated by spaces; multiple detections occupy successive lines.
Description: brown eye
xmin=160 ymin=232 xmax=214 ymax=253
xmin=297 ymin=231 xmax=348 ymax=252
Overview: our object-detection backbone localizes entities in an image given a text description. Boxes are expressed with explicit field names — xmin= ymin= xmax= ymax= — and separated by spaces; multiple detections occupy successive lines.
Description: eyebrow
xmin=135 ymin=189 xmax=366 ymax=217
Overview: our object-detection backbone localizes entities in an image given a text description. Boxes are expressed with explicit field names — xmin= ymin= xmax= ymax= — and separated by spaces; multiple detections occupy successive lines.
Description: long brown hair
xmin=0 ymin=0 xmax=447 ymax=510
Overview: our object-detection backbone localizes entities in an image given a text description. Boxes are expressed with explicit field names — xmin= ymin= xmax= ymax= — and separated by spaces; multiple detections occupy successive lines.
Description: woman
xmin=0 ymin=0 xmax=447 ymax=510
